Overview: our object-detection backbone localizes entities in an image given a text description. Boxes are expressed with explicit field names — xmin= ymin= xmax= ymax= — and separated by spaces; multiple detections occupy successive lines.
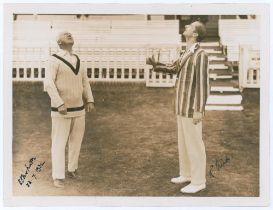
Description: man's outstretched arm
xmin=146 ymin=55 xmax=179 ymax=74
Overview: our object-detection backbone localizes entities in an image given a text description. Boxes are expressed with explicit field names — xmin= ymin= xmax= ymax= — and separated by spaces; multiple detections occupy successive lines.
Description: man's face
xmin=183 ymin=22 xmax=199 ymax=39
xmin=59 ymin=32 xmax=74 ymax=46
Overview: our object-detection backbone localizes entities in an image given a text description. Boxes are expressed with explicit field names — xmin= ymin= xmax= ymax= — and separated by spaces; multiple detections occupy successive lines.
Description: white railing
xmin=239 ymin=45 xmax=260 ymax=89
xmin=12 ymin=47 xmax=49 ymax=81
xmin=51 ymin=46 xmax=148 ymax=82
xmin=145 ymin=47 xmax=179 ymax=87
xmin=145 ymin=69 xmax=177 ymax=87
xmin=12 ymin=45 xmax=180 ymax=87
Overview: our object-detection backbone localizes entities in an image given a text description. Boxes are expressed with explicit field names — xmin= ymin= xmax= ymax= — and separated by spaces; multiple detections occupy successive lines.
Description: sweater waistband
xmin=51 ymin=105 xmax=85 ymax=112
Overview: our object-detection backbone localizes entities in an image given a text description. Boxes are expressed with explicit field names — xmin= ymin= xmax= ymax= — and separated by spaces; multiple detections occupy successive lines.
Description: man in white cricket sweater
xmin=44 ymin=32 xmax=95 ymax=188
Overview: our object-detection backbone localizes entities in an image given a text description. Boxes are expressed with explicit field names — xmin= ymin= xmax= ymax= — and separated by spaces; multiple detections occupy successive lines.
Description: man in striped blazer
xmin=147 ymin=21 xmax=209 ymax=193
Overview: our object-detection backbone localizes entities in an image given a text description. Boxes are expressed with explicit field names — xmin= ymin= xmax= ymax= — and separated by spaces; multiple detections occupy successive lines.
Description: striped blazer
xmin=154 ymin=43 xmax=209 ymax=118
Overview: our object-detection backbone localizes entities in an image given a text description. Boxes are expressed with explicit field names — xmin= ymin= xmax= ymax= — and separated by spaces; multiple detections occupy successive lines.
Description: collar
xmin=58 ymin=49 xmax=74 ymax=56
xmin=188 ymin=43 xmax=200 ymax=53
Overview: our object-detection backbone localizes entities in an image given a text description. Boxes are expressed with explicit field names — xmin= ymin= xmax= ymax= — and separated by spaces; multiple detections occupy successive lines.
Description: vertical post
xmin=129 ymin=67 xmax=132 ymax=80
xmin=38 ymin=47 xmax=42 ymax=81
xmin=159 ymin=72 xmax=163 ymax=85
xmin=23 ymin=62 xmax=27 ymax=80
xmin=166 ymin=73 xmax=170 ymax=85
xmin=244 ymin=46 xmax=249 ymax=87
xmin=106 ymin=55 xmax=110 ymax=80
xmin=249 ymin=69 xmax=254 ymax=85
xmin=129 ymin=49 xmax=133 ymax=80
xmin=254 ymin=69 xmax=257 ymax=84
xmin=97 ymin=48 xmax=101 ymax=80
xmin=152 ymin=71 xmax=156 ymax=84
xmin=137 ymin=48 xmax=142 ymax=81
xmin=91 ymin=48 xmax=95 ymax=80
xmin=145 ymin=48 xmax=149 ymax=85
xmin=114 ymin=48 xmax=117 ymax=80
xmin=239 ymin=45 xmax=250 ymax=89
xmin=256 ymin=69 xmax=260 ymax=86
xmin=121 ymin=49 xmax=125 ymax=81
xmin=16 ymin=66 xmax=19 ymax=80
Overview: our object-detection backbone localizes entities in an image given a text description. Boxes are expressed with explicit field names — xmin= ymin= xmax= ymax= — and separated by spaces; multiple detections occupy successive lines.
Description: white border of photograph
xmin=3 ymin=2 xmax=270 ymax=207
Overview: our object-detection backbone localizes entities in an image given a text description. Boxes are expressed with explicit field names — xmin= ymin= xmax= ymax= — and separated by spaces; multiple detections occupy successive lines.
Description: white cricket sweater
xmin=44 ymin=49 xmax=94 ymax=118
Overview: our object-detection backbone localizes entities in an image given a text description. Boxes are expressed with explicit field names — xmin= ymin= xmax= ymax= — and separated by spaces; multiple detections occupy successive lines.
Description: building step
xmin=202 ymin=37 xmax=220 ymax=42
xmin=210 ymin=68 xmax=231 ymax=74
xmin=209 ymin=60 xmax=228 ymax=64
xmin=200 ymin=46 xmax=222 ymax=50
xmin=232 ymin=71 xmax=239 ymax=76
xmin=209 ymin=74 xmax=233 ymax=80
xmin=204 ymin=49 xmax=223 ymax=54
xmin=198 ymin=41 xmax=242 ymax=111
xmin=207 ymin=52 xmax=225 ymax=56
xmin=209 ymin=91 xmax=241 ymax=96
xmin=208 ymin=56 xmax=226 ymax=61
xmin=210 ymin=79 xmax=239 ymax=87
xmin=209 ymin=64 xmax=229 ymax=70
xmin=210 ymin=86 xmax=240 ymax=93
xmin=200 ymin=42 xmax=219 ymax=47
xmin=209 ymin=69 xmax=234 ymax=80
xmin=205 ymin=105 xmax=244 ymax=111
xmin=207 ymin=95 xmax=242 ymax=105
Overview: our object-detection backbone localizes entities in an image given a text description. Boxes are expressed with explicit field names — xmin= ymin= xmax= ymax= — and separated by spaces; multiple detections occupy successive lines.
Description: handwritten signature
xmin=209 ymin=154 xmax=231 ymax=178
xmin=18 ymin=157 xmax=45 ymax=187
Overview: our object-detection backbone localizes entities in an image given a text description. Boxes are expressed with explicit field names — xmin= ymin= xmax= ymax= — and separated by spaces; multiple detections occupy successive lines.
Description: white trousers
xmin=51 ymin=115 xmax=85 ymax=180
xmin=177 ymin=115 xmax=206 ymax=185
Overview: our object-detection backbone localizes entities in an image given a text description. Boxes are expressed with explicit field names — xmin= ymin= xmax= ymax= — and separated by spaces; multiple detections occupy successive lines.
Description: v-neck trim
xmin=52 ymin=54 xmax=80 ymax=75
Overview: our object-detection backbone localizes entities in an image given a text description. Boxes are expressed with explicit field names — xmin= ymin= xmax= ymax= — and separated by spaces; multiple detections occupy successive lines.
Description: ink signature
xmin=209 ymin=154 xmax=231 ymax=178
xmin=18 ymin=157 xmax=45 ymax=187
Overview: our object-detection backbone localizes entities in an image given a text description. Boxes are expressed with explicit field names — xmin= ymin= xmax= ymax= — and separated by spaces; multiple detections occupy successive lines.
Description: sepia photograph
xmin=2 ymin=2 xmax=270 ymax=207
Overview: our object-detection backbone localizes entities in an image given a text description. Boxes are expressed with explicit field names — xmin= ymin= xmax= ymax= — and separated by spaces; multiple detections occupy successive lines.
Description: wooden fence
xmin=12 ymin=47 xmax=49 ymax=81
xmin=12 ymin=45 xmax=180 ymax=87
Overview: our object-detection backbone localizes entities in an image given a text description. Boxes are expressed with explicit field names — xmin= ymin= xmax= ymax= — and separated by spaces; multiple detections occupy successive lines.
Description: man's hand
xmin=58 ymin=104 xmax=67 ymax=115
xmin=146 ymin=55 xmax=157 ymax=67
xmin=193 ymin=112 xmax=203 ymax=125
xmin=85 ymin=102 xmax=95 ymax=113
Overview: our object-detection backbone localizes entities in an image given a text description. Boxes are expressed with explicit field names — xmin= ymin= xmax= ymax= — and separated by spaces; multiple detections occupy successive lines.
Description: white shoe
xmin=171 ymin=176 xmax=191 ymax=184
xmin=180 ymin=183 xmax=206 ymax=193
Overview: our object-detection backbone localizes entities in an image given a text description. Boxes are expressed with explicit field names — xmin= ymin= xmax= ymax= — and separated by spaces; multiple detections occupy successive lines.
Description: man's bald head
xmin=56 ymin=31 xmax=74 ymax=46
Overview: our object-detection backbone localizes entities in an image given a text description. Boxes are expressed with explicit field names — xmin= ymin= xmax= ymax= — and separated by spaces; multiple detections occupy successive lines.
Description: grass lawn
xmin=12 ymin=82 xmax=259 ymax=197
